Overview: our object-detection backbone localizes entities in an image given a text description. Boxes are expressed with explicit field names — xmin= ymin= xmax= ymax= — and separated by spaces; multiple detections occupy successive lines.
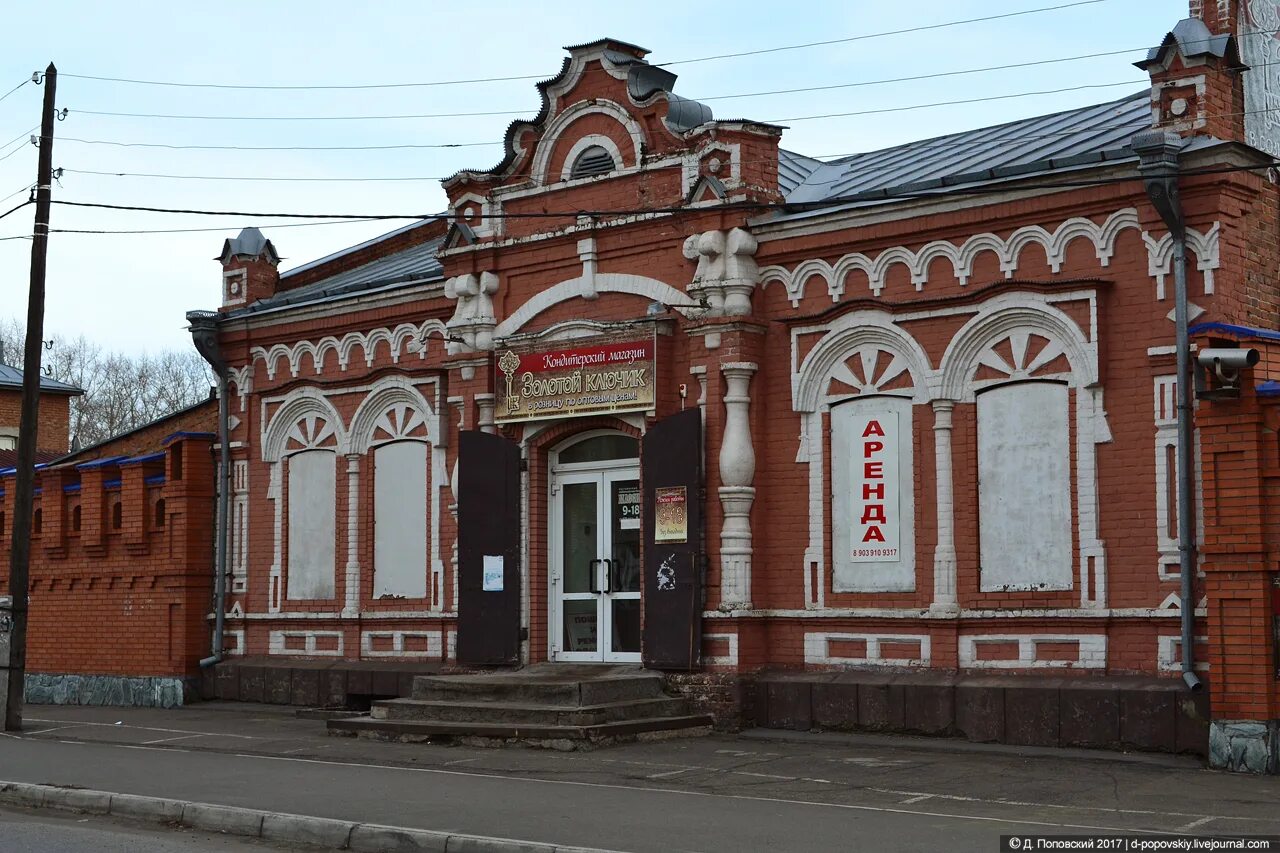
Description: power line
xmin=50 ymin=79 xmax=1142 ymax=154
xmin=62 ymin=49 xmax=1156 ymax=123
xmin=43 ymin=161 xmax=1280 ymax=231
xmin=57 ymin=136 xmax=499 ymax=152
xmin=0 ymin=184 xmax=33 ymax=204
xmin=49 ymin=216 xmax=395 ymax=235
xmin=0 ymin=79 xmax=30 ymax=106
xmin=57 ymin=0 xmax=1107 ymax=92
xmin=0 ymin=199 xmax=31 ymax=222
xmin=655 ymin=0 xmax=1107 ymax=66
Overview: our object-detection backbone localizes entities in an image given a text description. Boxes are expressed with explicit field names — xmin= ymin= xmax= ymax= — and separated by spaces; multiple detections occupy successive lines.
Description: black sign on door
xmin=642 ymin=407 xmax=703 ymax=670
xmin=456 ymin=430 xmax=522 ymax=665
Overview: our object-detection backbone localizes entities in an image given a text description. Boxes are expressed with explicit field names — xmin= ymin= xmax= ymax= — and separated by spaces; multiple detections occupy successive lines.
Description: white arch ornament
xmin=938 ymin=293 xmax=1111 ymax=609
xmin=493 ymin=273 xmax=695 ymax=338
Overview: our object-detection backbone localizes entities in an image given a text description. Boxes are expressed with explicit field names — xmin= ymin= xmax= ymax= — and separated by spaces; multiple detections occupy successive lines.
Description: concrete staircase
xmin=326 ymin=665 xmax=712 ymax=749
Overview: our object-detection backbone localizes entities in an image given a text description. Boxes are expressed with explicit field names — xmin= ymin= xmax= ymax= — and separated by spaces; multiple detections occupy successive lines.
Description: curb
xmin=0 ymin=781 xmax=619 ymax=853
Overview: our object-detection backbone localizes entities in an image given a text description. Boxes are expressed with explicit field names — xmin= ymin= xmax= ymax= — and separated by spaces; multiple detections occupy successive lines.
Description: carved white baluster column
xmin=930 ymin=400 xmax=959 ymax=615
xmin=719 ymin=362 xmax=758 ymax=610
xmin=344 ymin=454 xmax=362 ymax=617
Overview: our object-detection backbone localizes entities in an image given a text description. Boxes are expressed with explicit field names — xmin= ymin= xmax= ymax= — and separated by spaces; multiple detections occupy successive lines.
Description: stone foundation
xmin=24 ymin=673 xmax=192 ymax=708
xmin=1209 ymin=720 xmax=1280 ymax=774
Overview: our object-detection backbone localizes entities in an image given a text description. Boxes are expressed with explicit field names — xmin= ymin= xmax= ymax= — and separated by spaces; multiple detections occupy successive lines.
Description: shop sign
xmin=849 ymin=411 xmax=900 ymax=563
xmin=654 ymin=486 xmax=688 ymax=544
xmin=495 ymin=336 xmax=655 ymax=423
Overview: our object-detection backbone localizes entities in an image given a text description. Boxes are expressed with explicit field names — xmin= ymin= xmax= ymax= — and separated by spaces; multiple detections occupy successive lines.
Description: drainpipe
xmin=186 ymin=310 xmax=230 ymax=669
xmin=1131 ymin=130 xmax=1202 ymax=691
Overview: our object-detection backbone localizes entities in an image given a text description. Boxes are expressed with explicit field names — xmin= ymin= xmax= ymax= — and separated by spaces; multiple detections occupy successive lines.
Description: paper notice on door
xmin=654 ymin=486 xmax=688 ymax=544
xmin=482 ymin=555 xmax=504 ymax=591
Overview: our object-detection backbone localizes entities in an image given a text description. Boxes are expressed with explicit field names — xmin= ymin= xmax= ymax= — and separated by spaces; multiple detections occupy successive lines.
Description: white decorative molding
xmin=1157 ymin=634 xmax=1209 ymax=673
xmin=268 ymin=630 xmax=345 ymax=657
xmin=343 ymin=454 xmax=361 ymax=617
xmin=559 ymin=133 xmax=624 ymax=182
xmin=683 ymin=227 xmax=759 ymax=316
xmin=719 ymin=362 xmax=757 ymax=610
xmin=444 ymin=272 xmax=499 ymax=353
xmin=347 ymin=377 xmax=439 ymax=454
xmin=222 ymin=629 xmax=245 ymax=657
xmin=792 ymin=310 xmax=934 ymax=412
xmin=803 ymin=632 xmax=931 ymax=667
xmin=494 ymin=273 xmax=695 ymax=338
xmin=701 ymin=633 xmax=739 ymax=667
xmin=529 ymin=100 xmax=645 ymax=185
xmin=759 ymin=209 xmax=1140 ymax=306
xmin=1144 ymin=223 xmax=1220 ymax=299
xmin=1153 ymin=375 xmax=1182 ymax=581
xmin=959 ymin=634 xmax=1106 ymax=670
xmin=361 ymin=630 xmax=444 ymax=659
xmin=230 ymin=460 xmax=249 ymax=594
xmin=250 ymin=319 xmax=445 ymax=381
xmin=931 ymin=399 xmax=958 ymax=614
xmin=227 ymin=365 xmax=254 ymax=412
xmin=261 ymin=387 xmax=348 ymax=462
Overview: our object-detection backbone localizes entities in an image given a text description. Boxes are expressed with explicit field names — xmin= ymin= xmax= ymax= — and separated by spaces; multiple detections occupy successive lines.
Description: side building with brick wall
xmin=0 ymin=398 xmax=218 ymax=706
xmin=176 ymin=4 xmax=1280 ymax=769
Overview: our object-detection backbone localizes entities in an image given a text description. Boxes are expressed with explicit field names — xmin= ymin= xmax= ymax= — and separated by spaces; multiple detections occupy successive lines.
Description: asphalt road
xmin=0 ymin=806 xmax=274 ymax=852
xmin=1 ymin=704 xmax=1278 ymax=852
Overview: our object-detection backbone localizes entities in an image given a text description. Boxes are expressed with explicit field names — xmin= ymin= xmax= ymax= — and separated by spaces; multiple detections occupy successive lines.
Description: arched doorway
xmin=549 ymin=430 xmax=641 ymax=663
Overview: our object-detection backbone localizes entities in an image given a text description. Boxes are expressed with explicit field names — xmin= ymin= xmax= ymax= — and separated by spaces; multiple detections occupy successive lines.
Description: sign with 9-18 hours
xmin=849 ymin=411 xmax=901 ymax=562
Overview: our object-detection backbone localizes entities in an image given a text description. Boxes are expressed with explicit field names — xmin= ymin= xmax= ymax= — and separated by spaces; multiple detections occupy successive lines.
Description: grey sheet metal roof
xmin=780 ymin=89 xmax=1178 ymax=208
xmin=225 ymin=229 xmax=445 ymax=318
xmin=0 ymin=363 xmax=83 ymax=395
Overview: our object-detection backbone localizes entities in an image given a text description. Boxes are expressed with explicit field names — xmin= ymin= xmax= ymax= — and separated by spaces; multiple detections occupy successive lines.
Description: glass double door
xmin=553 ymin=468 xmax=641 ymax=662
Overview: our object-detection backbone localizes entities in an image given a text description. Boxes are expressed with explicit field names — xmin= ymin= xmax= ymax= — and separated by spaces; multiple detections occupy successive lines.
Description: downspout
xmin=1132 ymin=130 xmax=1202 ymax=691
xmin=186 ymin=310 xmax=230 ymax=669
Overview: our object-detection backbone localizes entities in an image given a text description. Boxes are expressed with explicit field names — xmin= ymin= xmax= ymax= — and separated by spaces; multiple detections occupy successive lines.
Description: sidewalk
xmin=1 ymin=702 xmax=1277 ymax=852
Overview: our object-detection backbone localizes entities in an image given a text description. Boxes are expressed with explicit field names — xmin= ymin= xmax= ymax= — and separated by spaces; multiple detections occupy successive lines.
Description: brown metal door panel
xmin=457 ymin=430 xmax=521 ymax=665
xmin=642 ymin=407 xmax=703 ymax=670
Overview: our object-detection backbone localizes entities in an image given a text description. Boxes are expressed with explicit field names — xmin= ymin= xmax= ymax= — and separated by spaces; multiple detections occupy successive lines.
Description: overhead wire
xmin=55 ymin=0 xmax=1108 ymax=91
xmin=49 ymin=79 xmax=1143 ymax=153
xmin=0 ymin=78 xmax=30 ymax=106
xmin=41 ymin=160 xmax=1280 ymax=236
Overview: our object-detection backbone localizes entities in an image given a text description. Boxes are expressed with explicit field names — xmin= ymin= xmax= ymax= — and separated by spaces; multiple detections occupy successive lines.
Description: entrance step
xmin=324 ymin=664 xmax=711 ymax=749
xmin=372 ymin=695 xmax=690 ymax=726
xmin=410 ymin=669 xmax=665 ymax=706
xmin=327 ymin=714 xmax=714 ymax=748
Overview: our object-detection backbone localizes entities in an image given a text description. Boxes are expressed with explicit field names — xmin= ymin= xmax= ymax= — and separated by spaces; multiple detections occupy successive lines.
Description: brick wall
xmin=0 ymin=431 xmax=217 ymax=682
xmin=0 ymin=388 xmax=72 ymax=456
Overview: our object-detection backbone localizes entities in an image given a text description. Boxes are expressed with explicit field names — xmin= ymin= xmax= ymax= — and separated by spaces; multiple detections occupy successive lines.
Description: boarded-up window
xmin=373 ymin=441 xmax=428 ymax=599
xmin=830 ymin=395 xmax=915 ymax=592
xmin=287 ymin=449 xmax=336 ymax=600
xmin=977 ymin=382 xmax=1072 ymax=591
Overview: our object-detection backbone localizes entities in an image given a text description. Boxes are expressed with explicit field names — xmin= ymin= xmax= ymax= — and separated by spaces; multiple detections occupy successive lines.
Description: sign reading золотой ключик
xmin=494 ymin=335 xmax=655 ymax=424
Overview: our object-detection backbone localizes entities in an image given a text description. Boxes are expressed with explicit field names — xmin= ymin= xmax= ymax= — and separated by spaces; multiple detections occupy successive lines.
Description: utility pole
xmin=5 ymin=63 xmax=58 ymax=731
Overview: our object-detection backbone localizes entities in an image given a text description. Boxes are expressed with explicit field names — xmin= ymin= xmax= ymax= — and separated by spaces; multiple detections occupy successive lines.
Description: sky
xmin=0 ymin=0 xmax=1188 ymax=355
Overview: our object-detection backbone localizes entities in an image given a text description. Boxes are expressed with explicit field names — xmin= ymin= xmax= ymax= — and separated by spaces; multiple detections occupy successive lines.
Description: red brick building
xmin=0 ymin=361 xmax=82 ymax=466
xmin=54 ymin=0 xmax=1268 ymax=768
xmin=0 ymin=400 xmax=218 ymax=706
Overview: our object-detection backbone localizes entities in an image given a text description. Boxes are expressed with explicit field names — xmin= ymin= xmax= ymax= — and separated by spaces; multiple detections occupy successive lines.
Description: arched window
xmin=72 ymin=504 xmax=82 ymax=533
xmin=286 ymin=449 xmax=337 ymax=600
xmin=373 ymin=441 xmax=429 ymax=599
xmin=111 ymin=500 xmax=123 ymax=530
xmin=153 ymin=498 xmax=166 ymax=529
xmin=557 ymin=434 xmax=637 ymax=464
xmin=976 ymin=381 xmax=1072 ymax=591
xmin=569 ymin=145 xmax=617 ymax=180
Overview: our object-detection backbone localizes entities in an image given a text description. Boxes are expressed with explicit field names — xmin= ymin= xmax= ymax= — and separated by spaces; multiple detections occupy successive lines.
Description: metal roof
xmin=224 ymin=230 xmax=445 ymax=318
xmin=780 ymin=89 xmax=1174 ymax=208
xmin=0 ymin=363 xmax=83 ymax=395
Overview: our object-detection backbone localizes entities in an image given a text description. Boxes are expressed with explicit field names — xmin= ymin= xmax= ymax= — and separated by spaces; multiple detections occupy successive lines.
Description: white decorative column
xmin=446 ymin=396 xmax=468 ymax=611
xmin=267 ymin=462 xmax=283 ymax=613
xmin=343 ymin=454 xmax=362 ymax=617
xmin=930 ymin=400 xmax=959 ymax=615
xmin=719 ymin=362 xmax=758 ymax=611
xmin=475 ymin=394 xmax=496 ymax=434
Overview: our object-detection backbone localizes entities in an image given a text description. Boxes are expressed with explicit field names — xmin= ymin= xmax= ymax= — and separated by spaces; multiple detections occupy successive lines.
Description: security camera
xmin=1194 ymin=347 xmax=1260 ymax=400
xmin=1197 ymin=347 xmax=1260 ymax=374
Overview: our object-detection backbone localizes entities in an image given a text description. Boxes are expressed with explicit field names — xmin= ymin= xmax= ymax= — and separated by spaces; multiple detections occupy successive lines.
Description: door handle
xmin=603 ymin=558 xmax=613 ymax=594
xmin=588 ymin=559 xmax=602 ymax=594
